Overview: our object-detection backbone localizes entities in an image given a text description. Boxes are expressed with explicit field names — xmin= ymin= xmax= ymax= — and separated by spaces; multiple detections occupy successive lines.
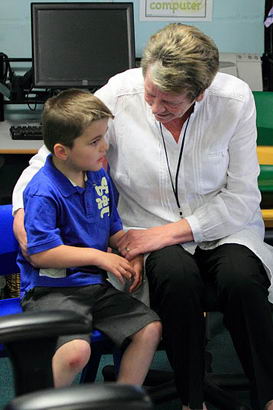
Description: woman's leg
xmin=196 ymin=244 xmax=273 ymax=410
xmin=146 ymin=245 xmax=206 ymax=409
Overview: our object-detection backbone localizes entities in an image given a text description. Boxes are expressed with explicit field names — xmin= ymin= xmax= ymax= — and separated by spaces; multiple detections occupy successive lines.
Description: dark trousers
xmin=146 ymin=243 xmax=273 ymax=409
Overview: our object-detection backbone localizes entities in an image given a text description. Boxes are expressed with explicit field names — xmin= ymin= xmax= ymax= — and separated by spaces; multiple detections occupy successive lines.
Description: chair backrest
xmin=5 ymin=383 xmax=154 ymax=410
xmin=0 ymin=205 xmax=19 ymax=276
xmin=253 ymin=91 xmax=273 ymax=146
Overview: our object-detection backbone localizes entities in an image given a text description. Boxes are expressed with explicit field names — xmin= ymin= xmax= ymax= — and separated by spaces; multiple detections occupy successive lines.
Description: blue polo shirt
xmin=18 ymin=155 xmax=123 ymax=298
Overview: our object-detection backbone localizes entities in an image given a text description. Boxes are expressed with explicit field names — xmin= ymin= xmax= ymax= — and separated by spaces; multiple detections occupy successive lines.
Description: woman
xmin=13 ymin=24 xmax=273 ymax=410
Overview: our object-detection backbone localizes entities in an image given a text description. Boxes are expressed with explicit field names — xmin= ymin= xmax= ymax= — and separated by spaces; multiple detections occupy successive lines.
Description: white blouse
xmin=12 ymin=68 xmax=273 ymax=302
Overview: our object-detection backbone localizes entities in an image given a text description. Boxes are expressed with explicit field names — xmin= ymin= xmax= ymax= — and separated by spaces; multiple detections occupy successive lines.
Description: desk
xmin=0 ymin=121 xmax=43 ymax=154
xmin=0 ymin=121 xmax=43 ymax=204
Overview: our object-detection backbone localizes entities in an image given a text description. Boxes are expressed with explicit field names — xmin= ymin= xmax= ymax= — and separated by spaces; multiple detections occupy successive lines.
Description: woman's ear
xmin=196 ymin=92 xmax=205 ymax=102
xmin=53 ymin=143 xmax=69 ymax=160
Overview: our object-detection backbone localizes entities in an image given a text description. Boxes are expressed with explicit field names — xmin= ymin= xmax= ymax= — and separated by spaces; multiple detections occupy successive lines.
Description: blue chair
xmin=0 ymin=204 xmax=21 ymax=358
xmin=0 ymin=206 xmax=148 ymax=407
xmin=0 ymin=204 xmax=116 ymax=384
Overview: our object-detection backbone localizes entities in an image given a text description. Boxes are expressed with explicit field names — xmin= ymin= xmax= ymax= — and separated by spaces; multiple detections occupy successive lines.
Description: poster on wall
xmin=140 ymin=0 xmax=213 ymax=21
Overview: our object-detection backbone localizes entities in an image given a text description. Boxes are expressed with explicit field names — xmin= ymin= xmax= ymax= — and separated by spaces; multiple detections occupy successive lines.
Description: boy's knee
xmin=133 ymin=320 xmax=162 ymax=344
xmin=55 ymin=339 xmax=91 ymax=372
xmin=71 ymin=340 xmax=91 ymax=369
xmin=148 ymin=320 xmax=162 ymax=338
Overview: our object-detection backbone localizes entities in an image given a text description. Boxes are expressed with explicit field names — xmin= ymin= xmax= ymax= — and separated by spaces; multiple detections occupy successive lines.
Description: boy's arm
xmin=30 ymin=244 xmax=136 ymax=285
xmin=23 ymin=192 xmax=135 ymax=285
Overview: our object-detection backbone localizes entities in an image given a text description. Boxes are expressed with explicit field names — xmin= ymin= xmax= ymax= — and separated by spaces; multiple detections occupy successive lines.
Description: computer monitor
xmin=31 ymin=2 xmax=136 ymax=89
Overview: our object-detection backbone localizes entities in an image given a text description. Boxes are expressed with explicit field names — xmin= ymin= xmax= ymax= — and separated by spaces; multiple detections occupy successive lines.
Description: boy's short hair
xmin=42 ymin=88 xmax=113 ymax=153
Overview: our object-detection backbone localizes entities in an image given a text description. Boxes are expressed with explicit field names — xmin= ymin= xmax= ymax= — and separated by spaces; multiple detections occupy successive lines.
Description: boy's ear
xmin=53 ymin=143 xmax=69 ymax=160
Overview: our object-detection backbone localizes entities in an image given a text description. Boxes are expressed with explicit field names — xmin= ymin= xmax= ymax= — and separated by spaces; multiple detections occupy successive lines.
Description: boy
xmin=17 ymin=89 xmax=161 ymax=388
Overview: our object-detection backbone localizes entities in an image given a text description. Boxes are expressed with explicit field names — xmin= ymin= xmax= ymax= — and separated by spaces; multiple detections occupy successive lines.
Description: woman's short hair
xmin=141 ymin=23 xmax=219 ymax=100
xmin=42 ymin=88 xmax=113 ymax=153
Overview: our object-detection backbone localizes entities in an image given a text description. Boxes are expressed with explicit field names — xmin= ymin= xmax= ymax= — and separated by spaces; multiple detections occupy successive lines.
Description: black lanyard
xmin=159 ymin=116 xmax=191 ymax=218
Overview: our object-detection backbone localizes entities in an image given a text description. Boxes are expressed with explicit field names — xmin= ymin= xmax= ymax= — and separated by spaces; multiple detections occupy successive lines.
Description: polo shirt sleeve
xmin=24 ymin=194 xmax=64 ymax=255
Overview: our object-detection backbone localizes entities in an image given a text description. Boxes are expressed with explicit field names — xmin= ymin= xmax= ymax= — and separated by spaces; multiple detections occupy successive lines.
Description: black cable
xmin=159 ymin=115 xmax=191 ymax=217
xmin=1 ymin=53 xmax=15 ymax=84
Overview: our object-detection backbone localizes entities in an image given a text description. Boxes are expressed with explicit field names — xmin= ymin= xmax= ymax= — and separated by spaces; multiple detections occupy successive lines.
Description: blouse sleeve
xmin=186 ymin=88 xmax=261 ymax=242
xmin=12 ymin=145 xmax=50 ymax=214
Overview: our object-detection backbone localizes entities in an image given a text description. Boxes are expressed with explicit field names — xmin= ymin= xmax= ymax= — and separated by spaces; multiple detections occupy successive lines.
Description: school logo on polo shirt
xmin=95 ymin=177 xmax=110 ymax=218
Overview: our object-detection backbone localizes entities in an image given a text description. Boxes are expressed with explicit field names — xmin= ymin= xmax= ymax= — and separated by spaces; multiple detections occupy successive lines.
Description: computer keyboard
xmin=9 ymin=124 xmax=43 ymax=140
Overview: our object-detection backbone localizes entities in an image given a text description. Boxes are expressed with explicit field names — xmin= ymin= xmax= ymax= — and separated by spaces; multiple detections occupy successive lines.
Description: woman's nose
xmin=150 ymin=98 xmax=164 ymax=114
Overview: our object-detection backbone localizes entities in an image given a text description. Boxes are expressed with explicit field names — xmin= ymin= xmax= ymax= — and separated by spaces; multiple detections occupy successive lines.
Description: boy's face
xmin=66 ymin=118 xmax=109 ymax=172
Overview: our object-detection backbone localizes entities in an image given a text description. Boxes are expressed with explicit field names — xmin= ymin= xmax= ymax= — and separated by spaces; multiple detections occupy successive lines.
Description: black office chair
xmin=5 ymin=383 xmax=153 ymax=410
xmin=0 ymin=310 xmax=153 ymax=410
xmin=0 ymin=310 xmax=92 ymax=396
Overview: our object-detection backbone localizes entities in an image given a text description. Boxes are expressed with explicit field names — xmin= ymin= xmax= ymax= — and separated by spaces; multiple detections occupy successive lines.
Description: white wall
xmin=0 ymin=0 xmax=265 ymax=59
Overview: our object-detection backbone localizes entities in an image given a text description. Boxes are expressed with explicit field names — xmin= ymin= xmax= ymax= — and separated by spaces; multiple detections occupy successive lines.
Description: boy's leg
xmin=117 ymin=320 xmax=161 ymax=385
xmin=21 ymin=287 xmax=94 ymax=388
xmin=91 ymin=283 xmax=161 ymax=385
xmin=52 ymin=339 xmax=91 ymax=387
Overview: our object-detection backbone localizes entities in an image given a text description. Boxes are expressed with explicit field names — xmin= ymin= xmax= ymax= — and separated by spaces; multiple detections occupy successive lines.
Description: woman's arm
xmin=13 ymin=208 xmax=28 ymax=259
xmin=118 ymin=219 xmax=193 ymax=260
xmin=12 ymin=146 xmax=49 ymax=253
xmin=119 ymin=86 xmax=260 ymax=258
xmin=12 ymin=145 xmax=49 ymax=214
xmin=187 ymin=88 xmax=260 ymax=243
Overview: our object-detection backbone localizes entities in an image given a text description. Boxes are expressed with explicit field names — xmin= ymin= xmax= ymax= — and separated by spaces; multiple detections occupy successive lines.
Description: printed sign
xmin=140 ymin=0 xmax=213 ymax=21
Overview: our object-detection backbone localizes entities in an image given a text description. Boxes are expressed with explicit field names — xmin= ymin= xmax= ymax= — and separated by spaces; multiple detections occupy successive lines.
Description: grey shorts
xmin=21 ymin=282 xmax=160 ymax=350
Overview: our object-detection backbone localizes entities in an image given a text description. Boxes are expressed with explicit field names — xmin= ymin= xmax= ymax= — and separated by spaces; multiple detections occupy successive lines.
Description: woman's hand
xmin=117 ymin=219 xmax=193 ymax=260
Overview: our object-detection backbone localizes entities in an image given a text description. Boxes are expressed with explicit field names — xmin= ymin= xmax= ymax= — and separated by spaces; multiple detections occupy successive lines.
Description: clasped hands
xmin=117 ymin=220 xmax=193 ymax=260
xmin=117 ymin=225 xmax=171 ymax=260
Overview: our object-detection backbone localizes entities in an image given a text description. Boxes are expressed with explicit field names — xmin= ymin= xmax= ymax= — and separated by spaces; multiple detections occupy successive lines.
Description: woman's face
xmin=144 ymin=68 xmax=203 ymax=124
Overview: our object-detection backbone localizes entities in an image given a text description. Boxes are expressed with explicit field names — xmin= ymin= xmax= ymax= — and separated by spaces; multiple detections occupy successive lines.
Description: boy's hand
xmin=98 ymin=252 xmax=136 ymax=285
xmin=128 ymin=255 xmax=143 ymax=292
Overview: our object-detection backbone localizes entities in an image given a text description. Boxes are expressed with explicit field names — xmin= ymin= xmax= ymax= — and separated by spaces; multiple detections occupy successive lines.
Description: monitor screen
xmin=31 ymin=2 xmax=136 ymax=89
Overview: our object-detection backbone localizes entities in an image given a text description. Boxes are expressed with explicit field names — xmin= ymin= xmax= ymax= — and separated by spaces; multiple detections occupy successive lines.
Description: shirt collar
xmin=43 ymin=155 xmax=104 ymax=197
xmin=43 ymin=155 xmax=78 ymax=197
